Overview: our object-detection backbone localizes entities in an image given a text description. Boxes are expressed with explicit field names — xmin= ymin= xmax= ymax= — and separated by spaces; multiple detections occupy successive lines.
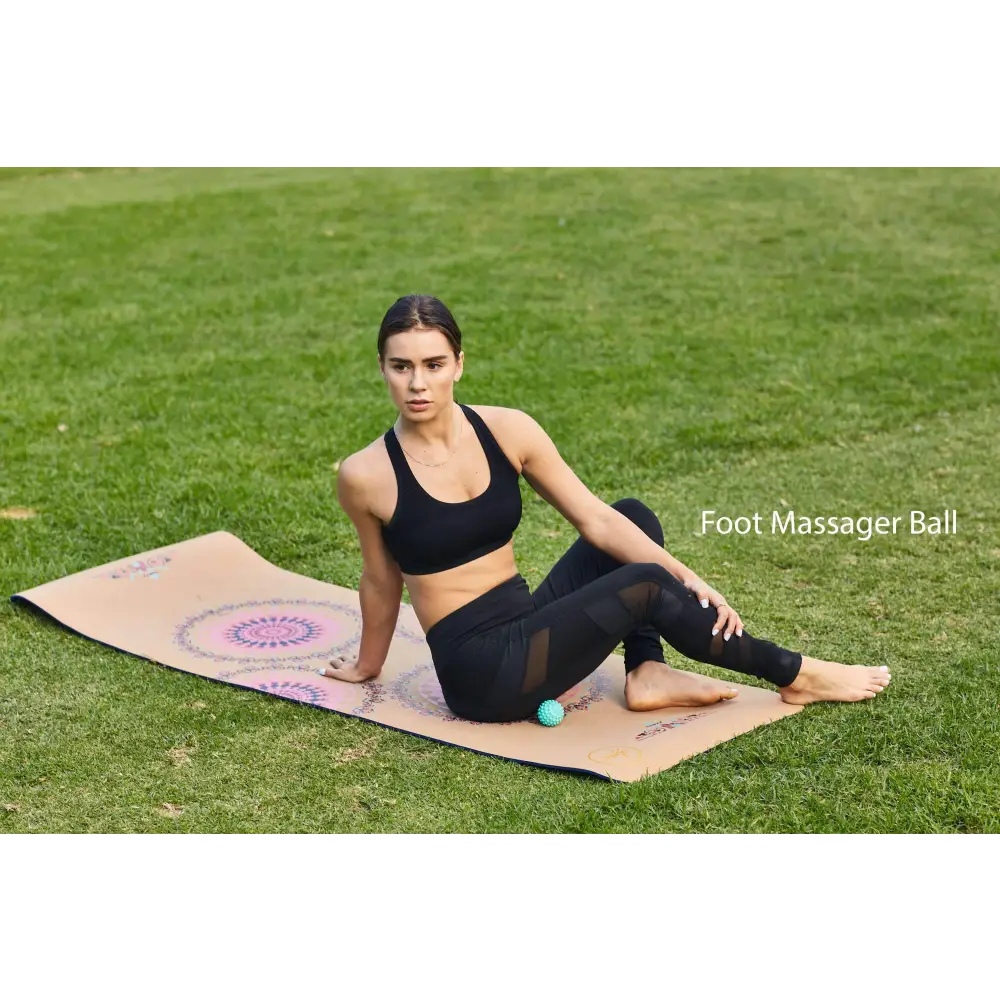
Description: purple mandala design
xmin=218 ymin=666 xmax=383 ymax=714
xmin=173 ymin=598 xmax=362 ymax=666
xmin=256 ymin=679 xmax=329 ymax=704
xmin=390 ymin=662 xmax=518 ymax=726
xmin=226 ymin=614 xmax=321 ymax=649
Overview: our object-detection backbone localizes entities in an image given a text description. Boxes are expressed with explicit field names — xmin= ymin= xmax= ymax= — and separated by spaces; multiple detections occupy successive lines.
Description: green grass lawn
xmin=2 ymin=167 xmax=998 ymax=833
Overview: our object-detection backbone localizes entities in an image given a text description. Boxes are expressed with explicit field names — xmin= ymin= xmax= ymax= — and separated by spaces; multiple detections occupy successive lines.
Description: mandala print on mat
xmin=93 ymin=555 xmax=173 ymax=581
xmin=558 ymin=671 xmax=611 ymax=713
xmin=393 ymin=621 xmax=429 ymax=648
xmin=356 ymin=679 xmax=387 ymax=716
xmin=229 ymin=614 xmax=321 ymax=649
xmin=390 ymin=663 xmax=516 ymax=727
xmin=258 ymin=676 xmax=384 ymax=715
xmin=380 ymin=607 xmax=433 ymax=651
xmin=215 ymin=663 xmax=386 ymax=715
xmin=257 ymin=678 xmax=332 ymax=705
xmin=221 ymin=667 xmax=377 ymax=714
xmin=173 ymin=598 xmax=361 ymax=666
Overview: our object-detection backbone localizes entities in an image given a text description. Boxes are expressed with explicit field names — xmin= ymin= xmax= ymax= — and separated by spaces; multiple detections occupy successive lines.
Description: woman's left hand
xmin=682 ymin=577 xmax=744 ymax=640
xmin=320 ymin=655 xmax=381 ymax=682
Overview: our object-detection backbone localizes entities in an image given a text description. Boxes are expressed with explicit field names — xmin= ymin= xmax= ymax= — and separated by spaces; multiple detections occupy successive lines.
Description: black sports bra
xmin=380 ymin=403 xmax=522 ymax=575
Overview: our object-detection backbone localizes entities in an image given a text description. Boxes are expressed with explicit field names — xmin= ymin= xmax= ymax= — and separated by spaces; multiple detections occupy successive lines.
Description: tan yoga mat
xmin=9 ymin=531 xmax=803 ymax=781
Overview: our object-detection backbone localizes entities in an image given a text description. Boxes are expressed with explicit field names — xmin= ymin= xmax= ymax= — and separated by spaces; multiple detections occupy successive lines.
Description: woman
xmin=320 ymin=295 xmax=891 ymax=723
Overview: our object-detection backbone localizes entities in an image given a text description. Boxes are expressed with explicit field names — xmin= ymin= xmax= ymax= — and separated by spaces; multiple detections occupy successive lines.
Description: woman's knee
xmin=611 ymin=497 xmax=664 ymax=546
xmin=617 ymin=560 xmax=678 ymax=591
xmin=603 ymin=561 xmax=684 ymax=625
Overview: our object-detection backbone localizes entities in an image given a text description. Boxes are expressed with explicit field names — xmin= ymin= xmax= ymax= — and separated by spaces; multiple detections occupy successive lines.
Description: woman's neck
xmin=395 ymin=400 xmax=461 ymax=452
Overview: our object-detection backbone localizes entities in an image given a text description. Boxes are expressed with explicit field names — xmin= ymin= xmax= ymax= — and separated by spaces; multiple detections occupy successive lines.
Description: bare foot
xmin=779 ymin=656 xmax=892 ymax=705
xmin=624 ymin=660 xmax=739 ymax=711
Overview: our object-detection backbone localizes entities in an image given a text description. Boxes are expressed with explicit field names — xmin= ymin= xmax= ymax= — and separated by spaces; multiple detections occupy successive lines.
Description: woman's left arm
xmin=509 ymin=408 xmax=744 ymax=640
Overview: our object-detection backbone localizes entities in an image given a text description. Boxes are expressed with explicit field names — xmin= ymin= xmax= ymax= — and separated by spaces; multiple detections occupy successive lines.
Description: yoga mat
xmin=9 ymin=531 xmax=803 ymax=782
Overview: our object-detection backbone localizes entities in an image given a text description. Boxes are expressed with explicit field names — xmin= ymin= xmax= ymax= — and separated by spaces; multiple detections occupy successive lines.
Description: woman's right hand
xmin=319 ymin=655 xmax=381 ymax=682
xmin=682 ymin=576 xmax=744 ymax=640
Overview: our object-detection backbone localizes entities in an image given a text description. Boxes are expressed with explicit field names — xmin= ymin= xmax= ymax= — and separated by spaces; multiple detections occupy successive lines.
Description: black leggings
xmin=425 ymin=497 xmax=803 ymax=723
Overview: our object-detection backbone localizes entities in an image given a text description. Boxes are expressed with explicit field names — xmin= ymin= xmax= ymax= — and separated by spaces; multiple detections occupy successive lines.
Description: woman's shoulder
xmin=337 ymin=435 xmax=392 ymax=510
xmin=463 ymin=402 xmax=529 ymax=427
xmin=463 ymin=404 xmax=532 ymax=474
xmin=466 ymin=404 xmax=543 ymax=437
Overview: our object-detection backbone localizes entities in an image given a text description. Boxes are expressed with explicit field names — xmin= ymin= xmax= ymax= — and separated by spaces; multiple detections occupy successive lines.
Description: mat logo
xmin=95 ymin=555 xmax=173 ymax=581
xmin=588 ymin=746 xmax=642 ymax=764
xmin=635 ymin=711 xmax=709 ymax=742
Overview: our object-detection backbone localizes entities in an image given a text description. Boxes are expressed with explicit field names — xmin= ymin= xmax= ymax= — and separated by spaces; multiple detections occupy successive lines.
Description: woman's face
xmin=380 ymin=327 xmax=463 ymax=418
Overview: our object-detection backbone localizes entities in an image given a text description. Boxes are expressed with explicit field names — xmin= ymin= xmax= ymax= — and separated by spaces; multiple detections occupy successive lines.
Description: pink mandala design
xmin=222 ymin=667 xmax=374 ymax=713
xmin=173 ymin=598 xmax=361 ymax=665
xmin=394 ymin=622 xmax=429 ymax=646
xmin=390 ymin=663 xmax=516 ymax=727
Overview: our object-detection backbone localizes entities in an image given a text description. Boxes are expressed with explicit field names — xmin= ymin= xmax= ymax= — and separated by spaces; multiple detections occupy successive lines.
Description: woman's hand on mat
xmin=320 ymin=656 xmax=381 ymax=682
xmin=682 ymin=577 xmax=744 ymax=641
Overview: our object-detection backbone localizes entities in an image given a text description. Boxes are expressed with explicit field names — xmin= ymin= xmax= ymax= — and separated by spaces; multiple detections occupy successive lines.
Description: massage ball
xmin=537 ymin=699 xmax=565 ymax=727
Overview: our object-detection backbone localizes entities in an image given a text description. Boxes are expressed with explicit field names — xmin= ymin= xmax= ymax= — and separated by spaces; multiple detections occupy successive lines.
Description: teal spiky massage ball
xmin=537 ymin=699 xmax=565 ymax=726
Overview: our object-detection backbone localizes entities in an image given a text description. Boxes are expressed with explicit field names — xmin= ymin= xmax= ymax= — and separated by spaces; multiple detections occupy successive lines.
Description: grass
xmin=1 ymin=167 xmax=998 ymax=833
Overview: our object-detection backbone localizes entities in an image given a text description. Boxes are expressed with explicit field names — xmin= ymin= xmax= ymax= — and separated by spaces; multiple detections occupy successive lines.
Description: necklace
xmin=396 ymin=404 xmax=463 ymax=467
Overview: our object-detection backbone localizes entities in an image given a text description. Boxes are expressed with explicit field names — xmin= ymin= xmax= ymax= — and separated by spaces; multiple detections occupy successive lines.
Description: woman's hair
xmin=377 ymin=294 xmax=463 ymax=361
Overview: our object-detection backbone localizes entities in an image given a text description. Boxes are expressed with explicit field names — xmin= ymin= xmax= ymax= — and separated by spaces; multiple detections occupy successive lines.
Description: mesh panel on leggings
xmin=522 ymin=626 xmax=550 ymax=695
xmin=519 ymin=582 xmax=655 ymax=696
xmin=632 ymin=572 xmax=799 ymax=683
xmin=515 ymin=568 xmax=803 ymax=709
xmin=634 ymin=570 xmax=802 ymax=687
xmin=618 ymin=581 xmax=661 ymax=619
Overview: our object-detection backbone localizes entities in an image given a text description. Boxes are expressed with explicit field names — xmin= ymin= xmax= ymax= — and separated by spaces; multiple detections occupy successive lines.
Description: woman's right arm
xmin=325 ymin=455 xmax=404 ymax=680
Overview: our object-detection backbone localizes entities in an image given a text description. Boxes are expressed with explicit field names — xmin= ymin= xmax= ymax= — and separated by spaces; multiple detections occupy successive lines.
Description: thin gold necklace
xmin=397 ymin=403 xmax=463 ymax=467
